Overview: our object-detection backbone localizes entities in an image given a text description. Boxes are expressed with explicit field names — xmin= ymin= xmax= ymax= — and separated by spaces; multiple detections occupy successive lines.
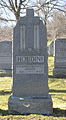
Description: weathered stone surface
xmin=53 ymin=38 xmax=66 ymax=77
xmin=8 ymin=95 xmax=53 ymax=115
xmin=0 ymin=40 xmax=12 ymax=75
xmin=8 ymin=9 xmax=53 ymax=114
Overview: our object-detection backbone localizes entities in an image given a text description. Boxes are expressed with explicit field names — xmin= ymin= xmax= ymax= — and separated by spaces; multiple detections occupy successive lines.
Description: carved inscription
xmin=16 ymin=56 xmax=44 ymax=74
xmin=0 ymin=56 xmax=11 ymax=64
xmin=16 ymin=56 xmax=44 ymax=63
xmin=16 ymin=64 xmax=44 ymax=74
xmin=56 ymin=58 xmax=66 ymax=63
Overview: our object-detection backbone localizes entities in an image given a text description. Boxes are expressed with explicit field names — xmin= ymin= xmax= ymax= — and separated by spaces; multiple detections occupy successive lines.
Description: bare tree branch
xmin=0 ymin=0 xmax=27 ymax=21
xmin=0 ymin=17 xmax=16 ymax=21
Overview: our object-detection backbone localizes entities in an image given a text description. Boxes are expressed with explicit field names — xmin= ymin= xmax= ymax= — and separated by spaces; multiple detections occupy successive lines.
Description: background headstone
xmin=48 ymin=41 xmax=54 ymax=56
xmin=53 ymin=38 xmax=66 ymax=77
xmin=0 ymin=40 xmax=12 ymax=76
xmin=8 ymin=9 xmax=53 ymax=114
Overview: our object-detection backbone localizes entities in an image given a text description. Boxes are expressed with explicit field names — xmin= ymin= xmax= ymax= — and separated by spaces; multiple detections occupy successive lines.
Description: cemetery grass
xmin=0 ymin=57 xmax=66 ymax=119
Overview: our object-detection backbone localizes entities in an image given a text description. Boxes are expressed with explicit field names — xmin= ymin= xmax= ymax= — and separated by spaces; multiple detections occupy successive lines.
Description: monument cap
xmin=26 ymin=9 xmax=34 ymax=17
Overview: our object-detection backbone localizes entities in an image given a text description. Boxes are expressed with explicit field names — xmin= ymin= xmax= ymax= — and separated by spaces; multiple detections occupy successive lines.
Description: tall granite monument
xmin=53 ymin=38 xmax=66 ymax=77
xmin=8 ymin=9 xmax=53 ymax=114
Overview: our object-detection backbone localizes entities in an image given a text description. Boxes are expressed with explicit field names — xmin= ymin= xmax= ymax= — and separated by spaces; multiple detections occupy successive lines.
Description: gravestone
xmin=48 ymin=41 xmax=54 ymax=56
xmin=53 ymin=38 xmax=66 ymax=77
xmin=8 ymin=9 xmax=53 ymax=114
xmin=0 ymin=40 xmax=12 ymax=75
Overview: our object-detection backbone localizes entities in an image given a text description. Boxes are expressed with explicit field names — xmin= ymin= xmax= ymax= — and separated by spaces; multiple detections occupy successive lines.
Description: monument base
xmin=8 ymin=95 xmax=53 ymax=115
xmin=53 ymin=68 xmax=66 ymax=77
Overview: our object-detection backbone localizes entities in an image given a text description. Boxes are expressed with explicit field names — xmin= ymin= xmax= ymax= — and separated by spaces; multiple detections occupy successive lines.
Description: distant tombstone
xmin=48 ymin=41 xmax=54 ymax=56
xmin=8 ymin=9 xmax=53 ymax=114
xmin=53 ymin=38 xmax=66 ymax=77
xmin=0 ymin=41 xmax=12 ymax=74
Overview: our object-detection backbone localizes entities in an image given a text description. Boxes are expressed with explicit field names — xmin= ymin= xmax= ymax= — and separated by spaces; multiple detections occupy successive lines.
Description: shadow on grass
xmin=0 ymin=108 xmax=66 ymax=117
xmin=0 ymin=75 xmax=12 ymax=77
xmin=0 ymin=90 xmax=12 ymax=95
xmin=49 ymin=89 xmax=66 ymax=93
xmin=53 ymin=108 xmax=66 ymax=117
xmin=0 ymin=109 xmax=9 ymax=116
xmin=48 ymin=75 xmax=66 ymax=79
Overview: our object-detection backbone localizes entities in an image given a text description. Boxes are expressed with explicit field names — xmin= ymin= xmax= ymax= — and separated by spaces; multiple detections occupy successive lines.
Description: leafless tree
xmin=47 ymin=11 xmax=66 ymax=41
xmin=0 ymin=0 xmax=29 ymax=22
xmin=0 ymin=26 xmax=12 ymax=41
xmin=33 ymin=0 xmax=66 ymax=25
xmin=0 ymin=0 xmax=66 ymax=24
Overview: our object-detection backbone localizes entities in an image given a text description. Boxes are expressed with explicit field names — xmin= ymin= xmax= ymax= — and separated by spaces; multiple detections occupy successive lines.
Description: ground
xmin=0 ymin=56 xmax=66 ymax=120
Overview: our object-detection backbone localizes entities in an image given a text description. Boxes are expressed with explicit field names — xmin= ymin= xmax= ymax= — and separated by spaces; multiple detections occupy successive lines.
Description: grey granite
xmin=8 ymin=95 xmax=52 ymax=115
xmin=0 ymin=40 xmax=12 ymax=75
xmin=53 ymin=38 xmax=66 ymax=77
xmin=8 ymin=9 xmax=53 ymax=114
